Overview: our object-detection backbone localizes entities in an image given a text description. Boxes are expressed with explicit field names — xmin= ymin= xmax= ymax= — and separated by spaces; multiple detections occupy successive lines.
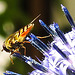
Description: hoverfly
xmin=2 ymin=14 xmax=41 ymax=64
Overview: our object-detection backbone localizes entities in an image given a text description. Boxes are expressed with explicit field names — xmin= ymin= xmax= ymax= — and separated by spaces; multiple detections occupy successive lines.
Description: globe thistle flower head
xmin=29 ymin=4 xmax=75 ymax=75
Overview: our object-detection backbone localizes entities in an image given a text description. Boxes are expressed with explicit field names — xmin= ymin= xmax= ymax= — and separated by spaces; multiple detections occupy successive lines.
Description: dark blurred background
xmin=0 ymin=0 xmax=74 ymax=75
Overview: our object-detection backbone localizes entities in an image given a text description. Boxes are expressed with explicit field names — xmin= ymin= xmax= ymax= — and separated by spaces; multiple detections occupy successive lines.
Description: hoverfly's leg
xmin=23 ymin=41 xmax=30 ymax=44
xmin=9 ymin=54 xmax=14 ymax=64
xmin=36 ymin=34 xmax=51 ymax=39
xmin=14 ymin=48 xmax=21 ymax=55
xmin=21 ymin=46 xmax=26 ymax=55
xmin=10 ymin=48 xmax=21 ymax=55
xmin=9 ymin=48 xmax=21 ymax=64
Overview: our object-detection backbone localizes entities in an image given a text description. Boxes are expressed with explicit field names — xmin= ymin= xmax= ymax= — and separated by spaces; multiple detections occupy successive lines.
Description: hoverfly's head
xmin=2 ymin=42 xmax=10 ymax=52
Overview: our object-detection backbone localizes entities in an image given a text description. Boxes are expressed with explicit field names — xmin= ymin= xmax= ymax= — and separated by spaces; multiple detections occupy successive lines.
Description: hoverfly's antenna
xmin=30 ymin=14 xmax=41 ymax=24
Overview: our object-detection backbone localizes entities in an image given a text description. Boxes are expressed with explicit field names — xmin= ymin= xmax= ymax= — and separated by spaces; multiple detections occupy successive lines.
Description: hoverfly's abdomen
xmin=7 ymin=23 xmax=34 ymax=43
xmin=20 ymin=24 xmax=34 ymax=37
xmin=5 ymin=23 xmax=34 ymax=48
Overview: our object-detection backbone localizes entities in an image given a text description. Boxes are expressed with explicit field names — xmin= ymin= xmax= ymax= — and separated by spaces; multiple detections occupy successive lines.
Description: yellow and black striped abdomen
xmin=17 ymin=23 xmax=34 ymax=42
xmin=5 ymin=23 xmax=34 ymax=49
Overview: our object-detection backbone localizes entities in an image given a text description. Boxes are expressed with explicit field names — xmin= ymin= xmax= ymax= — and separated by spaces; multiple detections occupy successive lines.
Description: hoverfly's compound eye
xmin=3 ymin=42 xmax=10 ymax=52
